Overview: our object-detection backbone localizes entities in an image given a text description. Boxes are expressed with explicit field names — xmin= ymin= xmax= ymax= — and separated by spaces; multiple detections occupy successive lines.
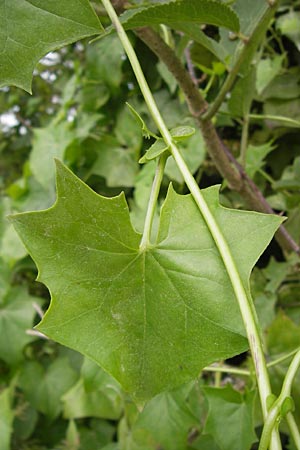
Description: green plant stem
xmin=267 ymin=348 xmax=300 ymax=368
xmin=139 ymin=154 xmax=167 ymax=250
xmin=259 ymin=349 xmax=300 ymax=450
xmin=203 ymin=364 xmax=250 ymax=376
xmin=204 ymin=347 xmax=300 ymax=377
xmin=249 ymin=114 xmax=300 ymax=128
xmin=240 ymin=115 xmax=249 ymax=167
xmin=101 ymin=2 xmax=281 ymax=448
xmin=286 ymin=412 xmax=300 ymax=450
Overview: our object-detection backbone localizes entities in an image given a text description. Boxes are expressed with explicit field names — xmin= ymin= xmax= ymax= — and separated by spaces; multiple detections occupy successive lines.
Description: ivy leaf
xmin=119 ymin=0 xmax=240 ymax=33
xmin=139 ymin=139 xmax=169 ymax=163
xmin=10 ymin=161 xmax=282 ymax=400
xmin=19 ymin=357 xmax=78 ymax=420
xmin=0 ymin=0 xmax=103 ymax=92
xmin=170 ymin=126 xmax=196 ymax=141
xmin=63 ymin=357 xmax=122 ymax=420
xmin=203 ymin=385 xmax=257 ymax=450
xmin=128 ymin=382 xmax=200 ymax=450
xmin=0 ymin=284 xmax=42 ymax=365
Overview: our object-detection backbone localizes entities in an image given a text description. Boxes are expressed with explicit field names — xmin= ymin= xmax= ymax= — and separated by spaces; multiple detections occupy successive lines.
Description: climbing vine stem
xmin=259 ymin=349 xmax=300 ymax=450
xmin=101 ymin=1 xmax=282 ymax=448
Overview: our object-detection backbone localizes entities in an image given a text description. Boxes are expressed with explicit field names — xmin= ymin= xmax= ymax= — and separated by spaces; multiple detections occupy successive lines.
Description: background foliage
xmin=0 ymin=0 xmax=300 ymax=449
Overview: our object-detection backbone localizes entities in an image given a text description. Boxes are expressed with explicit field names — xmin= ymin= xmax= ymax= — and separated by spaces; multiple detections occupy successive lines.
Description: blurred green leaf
xmin=256 ymin=55 xmax=284 ymax=95
xmin=0 ymin=284 xmax=42 ymax=365
xmin=203 ymin=385 xmax=257 ymax=450
xmin=245 ymin=141 xmax=276 ymax=178
xmin=277 ymin=11 xmax=300 ymax=51
xmin=63 ymin=357 xmax=122 ymax=420
xmin=19 ymin=358 xmax=78 ymax=420
xmin=128 ymin=383 xmax=199 ymax=450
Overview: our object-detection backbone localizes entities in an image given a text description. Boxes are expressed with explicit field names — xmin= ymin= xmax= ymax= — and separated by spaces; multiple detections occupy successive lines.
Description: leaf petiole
xmin=139 ymin=154 xmax=168 ymax=251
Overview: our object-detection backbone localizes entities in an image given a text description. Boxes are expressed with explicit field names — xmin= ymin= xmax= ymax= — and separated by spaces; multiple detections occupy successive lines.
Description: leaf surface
xmin=10 ymin=161 xmax=282 ymax=400
xmin=0 ymin=0 xmax=103 ymax=92
xmin=119 ymin=0 xmax=239 ymax=33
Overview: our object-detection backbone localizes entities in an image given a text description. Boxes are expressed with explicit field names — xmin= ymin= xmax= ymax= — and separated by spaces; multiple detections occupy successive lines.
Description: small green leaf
xmin=266 ymin=394 xmax=277 ymax=411
xmin=139 ymin=139 xmax=169 ymax=163
xmin=245 ymin=141 xmax=276 ymax=178
xmin=256 ymin=56 xmax=284 ymax=95
xmin=89 ymin=136 xmax=139 ymax=187
xmin=0 ymin=0 xmax=103 ymax=92
xmin=170 ymin=126 xmax=196 ymax=141
xmin=165 ymin=129 xmax=206 ymax=184
xmin=0 ymin=283 xmax=43 ymax=365
xmin=10 ymin=162 xmax=283 ymax=400
xmin=280 ymin=396 xmax=295 ymax=417
xmin=119 ymin=0 xmax=240 ymax=33
xmin=277 ymin=11 xmax=300 ymax=52
xmin=126 ymin=103 xmax=156 ymax=139
xmin=203 ymin=385 xmax=257 ymax=450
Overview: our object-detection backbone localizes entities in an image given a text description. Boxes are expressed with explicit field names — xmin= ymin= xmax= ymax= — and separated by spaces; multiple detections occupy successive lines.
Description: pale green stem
xmin=258 ymin=168 xmax=275 ymax=185
xmin=203 ymin=347 xmax=300 ymax=377
xmin=101 ymin=2 xmax=281 ymax=448
xmin=286 ymin=412 xmax=300 ymax=450
xmin=240 ymin=115 xmax=249 ymax=167
xmin=249 ymin=114 xmax=300 ymax=128
xmin=259 ymin=349 xmax=300 ymax=450
xmin=139 ymin=154 xmax=167 ymax=250
xmin=203 ymin=365 xmax=250 ymax=377
xmin=267 ymin=348 xmax=300 ymax=369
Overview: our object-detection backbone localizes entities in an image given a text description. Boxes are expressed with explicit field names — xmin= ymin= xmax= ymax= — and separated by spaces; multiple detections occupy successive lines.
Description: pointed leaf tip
xmin=0 ymin=0 xmax=103 ymax=91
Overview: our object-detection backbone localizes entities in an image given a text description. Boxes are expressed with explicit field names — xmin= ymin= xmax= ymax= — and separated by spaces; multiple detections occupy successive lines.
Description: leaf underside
xmin=119 ymin=0 xmax=240 ymax=33
xmin=0 ymin=0 xmax=103 ymax=92
xmin=10 ymin=161 xmax=282 ymax=400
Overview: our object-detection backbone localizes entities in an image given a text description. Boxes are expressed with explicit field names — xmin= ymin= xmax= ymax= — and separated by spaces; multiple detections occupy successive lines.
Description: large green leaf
xmin=119 ymin=0 xmax=239 ymax=33
xmin=0 ymin=0 xmax=103 ymax=92
xmin=10 ymin=161 xmax=282 ymax=400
